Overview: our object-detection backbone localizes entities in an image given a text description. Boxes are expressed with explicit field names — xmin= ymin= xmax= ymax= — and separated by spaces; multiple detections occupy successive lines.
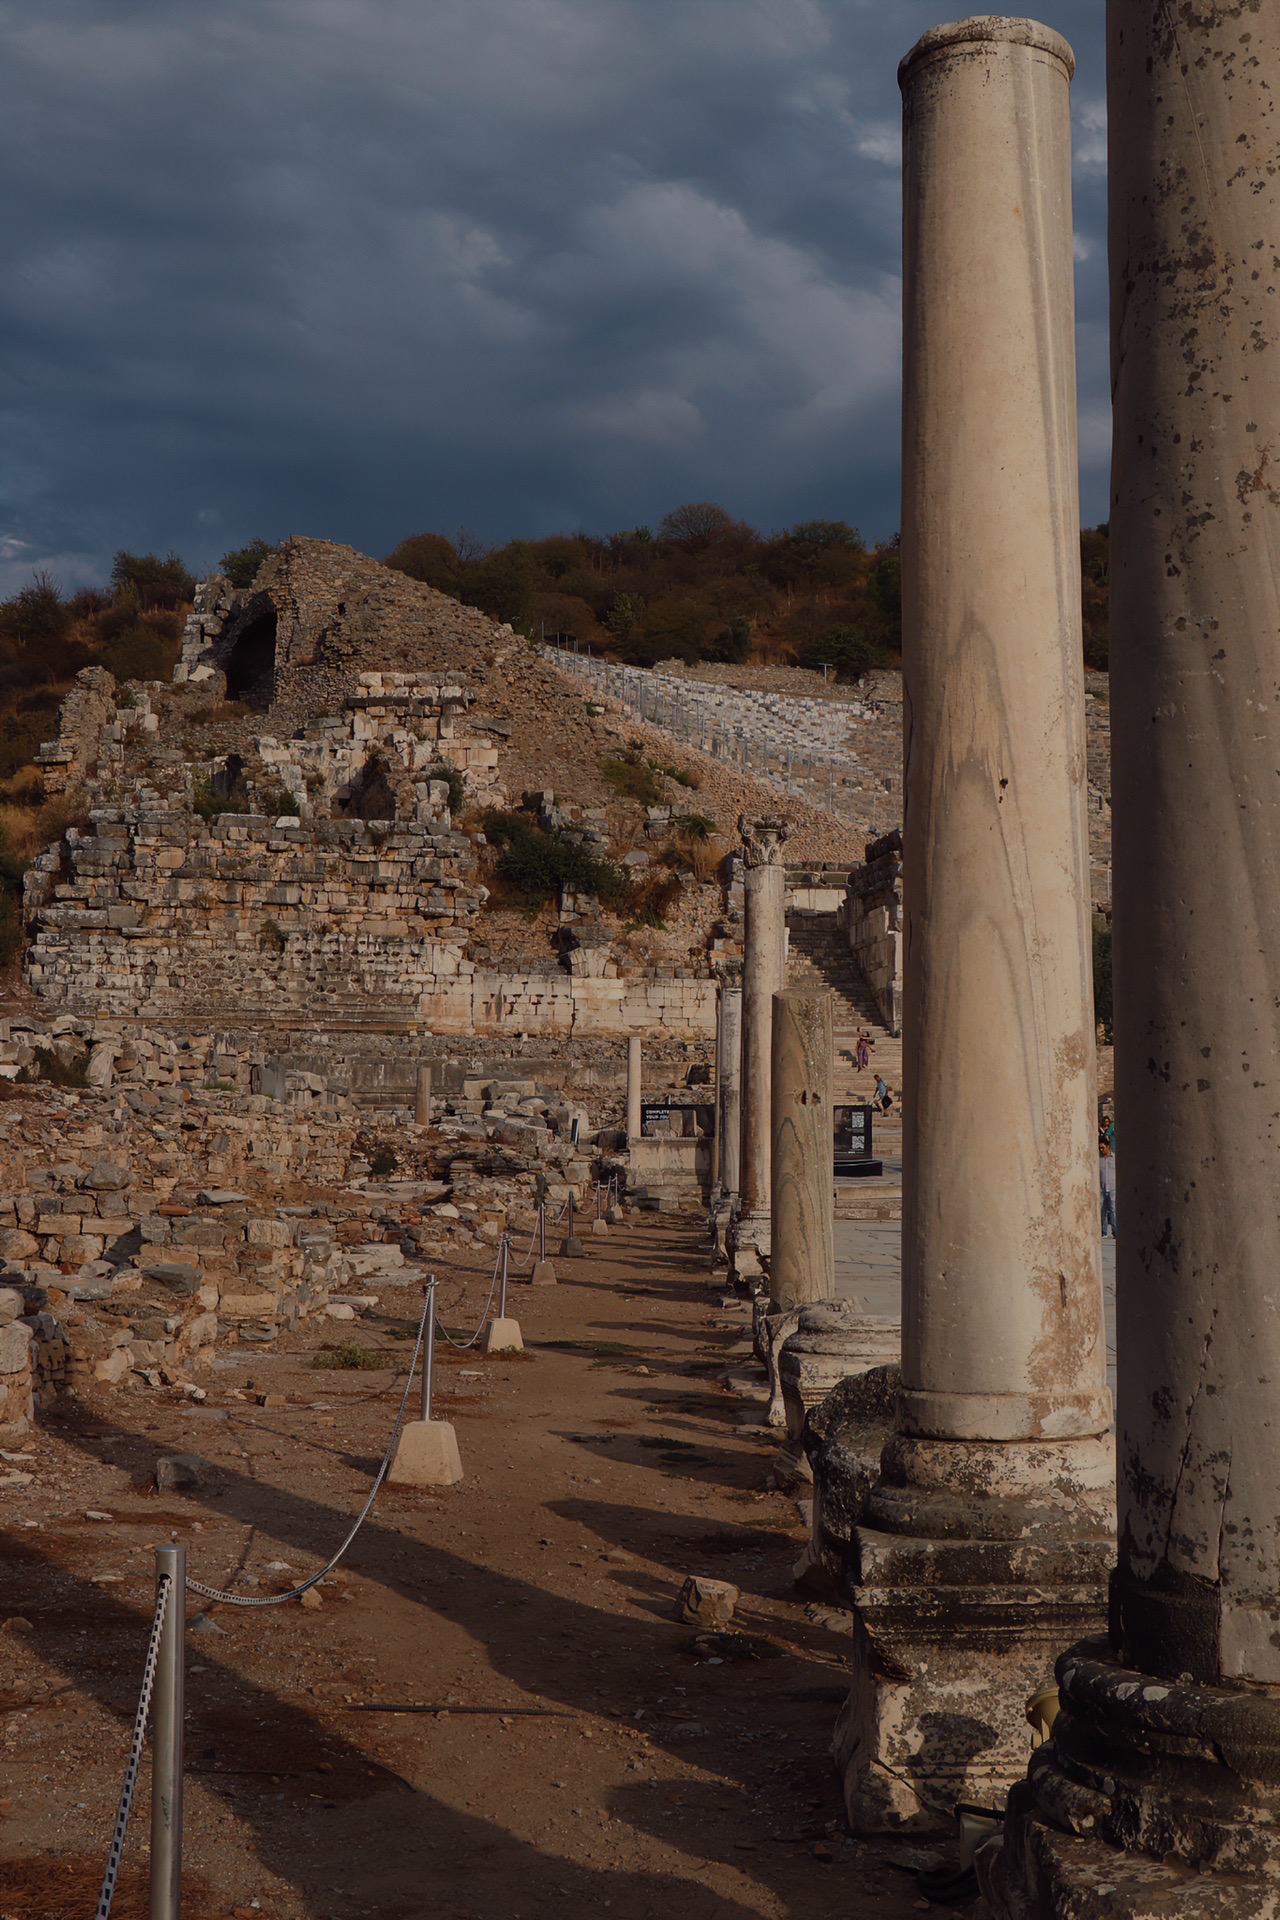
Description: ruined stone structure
xmin=23 ymin=547 xmax=729 ymax=1041
xmin=838 ymin=829 xmax=902 ymax=1037
xmin=835 ymin=17 xmax=1113 ymax=1829
xmin=985 ymin=2 xmax=1280 ymax=1910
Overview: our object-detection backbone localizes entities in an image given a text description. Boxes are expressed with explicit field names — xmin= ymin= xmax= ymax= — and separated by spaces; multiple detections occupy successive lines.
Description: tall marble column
xmin=625 ymin=1037 xmax=642 ymax=1140
xmin=985 ymin=3 xmax=1280 ymax=1911
xmin=736 ymin=818 xmax=789 ymax=1258
xmin=712 ymin=980 xmax=738 ymax=1192
xmin=836 ymin=17 xmax=1113 ymax=1830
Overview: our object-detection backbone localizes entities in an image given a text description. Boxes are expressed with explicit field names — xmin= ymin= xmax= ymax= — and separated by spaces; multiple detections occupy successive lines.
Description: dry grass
xmin=0 ymin=797 xmax=82 ymax=862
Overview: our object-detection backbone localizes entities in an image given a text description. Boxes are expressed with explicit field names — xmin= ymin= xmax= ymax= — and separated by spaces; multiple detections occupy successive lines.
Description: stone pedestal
xmin=798 ymin=1365 xmax=900 ymax=1596
xmin=769 ymin=989 xmax=835 ymax=1313
xmin=483 ymin=1317 xmax=523 ymax=1354
xmin=779 ymin=1302 xmax=899 ymax=1446
xmin=985 ymin=0 xmax=1280 ymax=1910
xmin=736 ymin=820 xmax=788 ymax=1259
xmin=625 ymin=1036 xmax=641 ymax=1141
xmin=840 ymin=15 xmax=1113 ymax=1832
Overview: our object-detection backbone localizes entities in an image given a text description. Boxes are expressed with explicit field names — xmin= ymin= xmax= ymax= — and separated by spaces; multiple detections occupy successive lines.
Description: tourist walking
xmin=855 ymin=1031 xmax=871 ymax=1072
xmin=873 ymin=1075 xmax=893 ymax=1114
xmin=1099 ymin=1139 xmax=1117 ymax=1238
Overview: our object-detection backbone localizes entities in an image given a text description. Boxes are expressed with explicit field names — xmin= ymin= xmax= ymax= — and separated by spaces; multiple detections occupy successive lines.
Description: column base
xmin=839 ymin=1436 xmax=1114 ymax=1833
xmin=838 ymin=1561 xmax=1109 ymax=1832
xmin=779 ymin=1303 xmax=901 ymax=1442
xmin=735 ymin=1210 xmax=772 ymax=1259
xmin=980 ymin=1638 xmax=1280 ymax=1917
xmin=798 ymin=1364 xmax=901 ymax=1595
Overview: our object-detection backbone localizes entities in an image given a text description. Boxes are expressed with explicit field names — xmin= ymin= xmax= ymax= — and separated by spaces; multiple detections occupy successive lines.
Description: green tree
xmin=110 ymin=550 xmax=195 ymax=609
xmin=220 ymin=538 xmax=277 ymax=589
xmin=658 ymin=502 xmax=741 ymax=548
xmin=1081 ymin=524 xmax=1109 ymax=670
xmin=0 ymin=573 xmax=72 ymax=646
xmin=606 ymin=592 xmax=644 ymax=639
xmin=384 ymin=532 xmax=462 ymax=593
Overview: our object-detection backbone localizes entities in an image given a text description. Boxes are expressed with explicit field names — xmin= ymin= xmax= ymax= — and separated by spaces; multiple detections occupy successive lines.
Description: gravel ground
xmin=0 ymin=1215 xmax=955 ymax=1920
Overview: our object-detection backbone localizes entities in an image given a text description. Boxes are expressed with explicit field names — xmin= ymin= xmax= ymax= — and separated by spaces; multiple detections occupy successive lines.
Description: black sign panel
xmin=834 ymin=1103 xmax=874 ymax=1164
xmin=640 ymin=1102 xmax=715 ymax=1138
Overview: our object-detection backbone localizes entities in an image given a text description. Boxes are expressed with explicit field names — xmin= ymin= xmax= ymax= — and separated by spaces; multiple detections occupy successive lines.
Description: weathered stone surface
xmin=836 ymin=18 xmax=1114 ymax=1834
xmin=989 ymin=0 xmax=1280 ymax=1908
xmin=768 ymin=989 xmax=835 ymax=1312
xmin=155 ymin=1454 xmax=215 ymax=1491
xmin=0 ymin=1322 xmax=32 ymax=1374
xmin=675 ymin=1575 xmax=739 ymax=1629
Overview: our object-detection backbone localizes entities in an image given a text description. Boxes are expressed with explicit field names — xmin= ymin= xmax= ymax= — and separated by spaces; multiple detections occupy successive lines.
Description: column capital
xmin=738 ymin=816 xmax=790 ymax=869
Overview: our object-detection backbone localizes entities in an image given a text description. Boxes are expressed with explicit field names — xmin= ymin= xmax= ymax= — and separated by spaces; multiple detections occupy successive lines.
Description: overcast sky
xmin=0 ymin=0 xmax=1108 ymax=595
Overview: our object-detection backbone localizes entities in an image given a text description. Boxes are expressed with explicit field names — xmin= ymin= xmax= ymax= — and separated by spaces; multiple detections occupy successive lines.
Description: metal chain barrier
xmin=95 ymin=1574 xmax=172 ymax=1920
xmin=436 ymin=1240 xmax=504 ymax=1352
xmin=506 ymin=1209 xmax=543 ymax=1273
xmin=186 ymin=1282 xmax=433 ymax=1608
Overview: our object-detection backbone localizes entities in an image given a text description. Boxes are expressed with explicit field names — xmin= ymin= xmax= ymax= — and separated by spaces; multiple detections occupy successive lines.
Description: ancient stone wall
xmin=838 ymin=830 xmax=903 ymax=1036
xmin=24 ymin=807 xmax=714 ymax=1037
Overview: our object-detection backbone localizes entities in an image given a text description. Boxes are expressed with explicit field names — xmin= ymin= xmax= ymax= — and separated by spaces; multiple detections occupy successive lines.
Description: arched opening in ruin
xmin=223 ymin=603 xmax=278 ymax=707
xmin=339 ymin=755 xmax=397 ymax=822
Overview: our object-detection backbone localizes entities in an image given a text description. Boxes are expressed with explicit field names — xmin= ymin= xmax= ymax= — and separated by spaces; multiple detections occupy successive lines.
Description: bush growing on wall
xmin=481 ymin=808 xmax=629 ymax=907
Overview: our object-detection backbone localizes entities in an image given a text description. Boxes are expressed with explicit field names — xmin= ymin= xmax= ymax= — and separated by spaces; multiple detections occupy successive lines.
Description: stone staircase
xmin=786 ymin=908 xmax=902 ymax=1159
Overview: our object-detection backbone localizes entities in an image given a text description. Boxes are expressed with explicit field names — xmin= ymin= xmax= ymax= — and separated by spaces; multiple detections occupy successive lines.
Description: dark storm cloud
xmin=0 ymin=0 xmax=1108 ymax=592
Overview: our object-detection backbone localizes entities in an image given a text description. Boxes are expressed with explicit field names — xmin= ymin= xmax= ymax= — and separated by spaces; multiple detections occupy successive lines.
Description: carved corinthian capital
xmin=738 ymin=816 xmax=790 ymax=869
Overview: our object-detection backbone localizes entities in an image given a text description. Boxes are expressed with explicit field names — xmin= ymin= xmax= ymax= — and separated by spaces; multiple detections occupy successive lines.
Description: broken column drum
xmin=985 ymin=2 xmax=1280 ymax=1912
xmin=769 ymin=989 xmax=835 ymax=1312
xmin=737 ymin=819 xmax=789 ymax=1253
xmin=837 ymin=17 xmax=1113 ymax=1831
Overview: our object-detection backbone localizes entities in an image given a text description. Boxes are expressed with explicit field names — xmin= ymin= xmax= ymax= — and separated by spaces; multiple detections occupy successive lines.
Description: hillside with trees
xmin=386 ymin=505 xmax=1111 ymax=678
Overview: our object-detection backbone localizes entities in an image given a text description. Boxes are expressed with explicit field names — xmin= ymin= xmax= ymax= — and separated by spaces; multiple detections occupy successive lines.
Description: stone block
xmin=675 ymin=1575 xmax=739 ymax=1628
xmin=219 ymin=1290 xmax=280 ymax=1319
xmin=0 ymin=1323 xmax=29 ymax=1373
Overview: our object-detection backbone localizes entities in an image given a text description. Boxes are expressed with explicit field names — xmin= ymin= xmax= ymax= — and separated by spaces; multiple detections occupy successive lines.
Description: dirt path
xmin=0 ymin=1216 xmax=944 ymax=1920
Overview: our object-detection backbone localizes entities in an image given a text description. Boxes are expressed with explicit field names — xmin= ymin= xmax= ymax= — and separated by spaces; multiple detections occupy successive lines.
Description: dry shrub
xmin=0 ymin=796 xmax=87 ymax=863
xmin=689 ymin=834 xmax=728 ymax=883
xmin=1 ymin=765 xmax=45 ymax=806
